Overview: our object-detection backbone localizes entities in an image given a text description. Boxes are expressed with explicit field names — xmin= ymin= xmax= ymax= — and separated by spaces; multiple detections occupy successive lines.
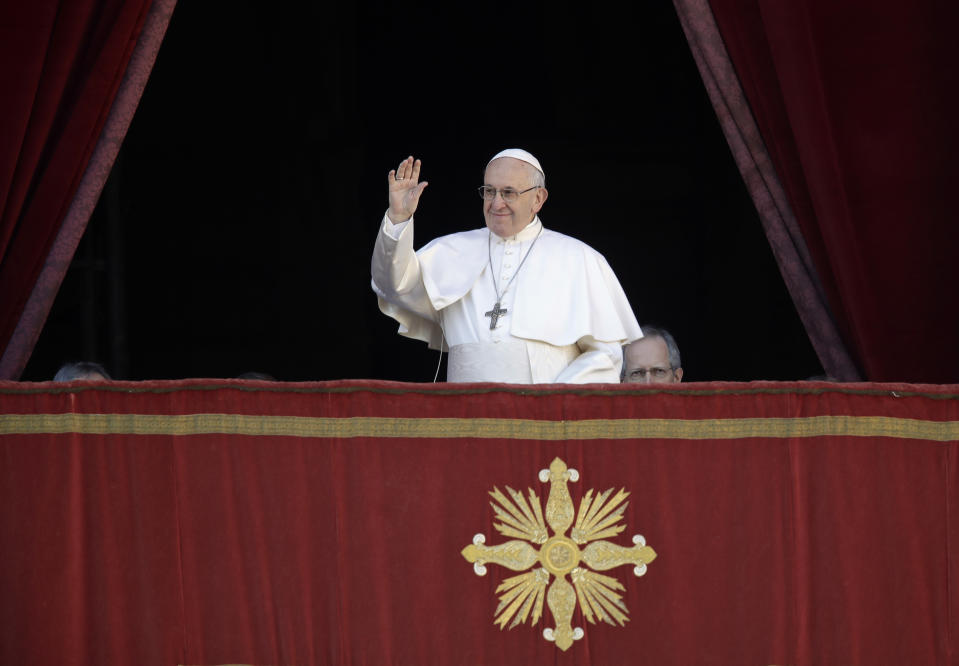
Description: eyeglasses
xmin=478 ymin=185 xmax=540 ymax=203
xmin=627 ymin=367 xmax=674 ymax=381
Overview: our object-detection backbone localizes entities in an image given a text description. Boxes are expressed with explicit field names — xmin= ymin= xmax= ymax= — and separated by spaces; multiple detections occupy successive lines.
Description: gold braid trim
xmin=2 ymin=413 xmax=958 ymax=441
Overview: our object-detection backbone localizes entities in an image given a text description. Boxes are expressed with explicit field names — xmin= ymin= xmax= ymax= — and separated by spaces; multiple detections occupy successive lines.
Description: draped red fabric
xmin=703 ymin=0 xmax=959 ymax=383
xmin=671 ymin=0 xmax=860 ymax=382
xmin=0 ymin=1 xmax=155 ymax=376
xmin=1 ymin=379 xmax=957 ymax=664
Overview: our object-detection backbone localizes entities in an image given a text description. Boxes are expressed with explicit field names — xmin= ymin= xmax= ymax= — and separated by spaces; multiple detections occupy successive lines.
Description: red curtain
xmin=2 ymin=379 xmax=957 ymax=664
xmin=700 ymin=0 xmax=959 ymax=383
xmin=0 ymin=0 xmax=167 ymax=379
xmin=672 ymin=0 xmax=860 ymax=382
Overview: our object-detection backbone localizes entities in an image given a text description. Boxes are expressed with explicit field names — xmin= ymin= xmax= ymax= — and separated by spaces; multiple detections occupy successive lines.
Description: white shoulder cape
xmin=375 ymin=221 xmax=642 ymax=350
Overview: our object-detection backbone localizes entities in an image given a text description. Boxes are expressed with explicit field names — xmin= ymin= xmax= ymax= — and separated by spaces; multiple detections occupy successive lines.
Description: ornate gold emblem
xmin=461 ymin=457 xmax=657 ymax=651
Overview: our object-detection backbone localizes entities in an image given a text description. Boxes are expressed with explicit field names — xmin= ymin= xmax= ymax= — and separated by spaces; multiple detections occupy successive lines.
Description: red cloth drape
xmin=2 ymin=379 xmax=957 ymax=664
xmin=672 ymin=0 xmax=860 ymax=381
xmin=701 ymin=0 xmax=959 ymax=383
xmin=0 ymin=1 xmax=158 ymax=378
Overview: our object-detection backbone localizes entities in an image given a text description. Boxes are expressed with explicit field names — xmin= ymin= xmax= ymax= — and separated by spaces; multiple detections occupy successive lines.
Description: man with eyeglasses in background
xmin=622 ymin=326 xmax=684 ymax=384
xmin=371 ymin=148 xmax=642 ymax=384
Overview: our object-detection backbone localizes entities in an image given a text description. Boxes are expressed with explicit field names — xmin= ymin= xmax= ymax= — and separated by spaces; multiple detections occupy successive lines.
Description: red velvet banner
xmin=1 ymin=379 xmax=957 ymax=664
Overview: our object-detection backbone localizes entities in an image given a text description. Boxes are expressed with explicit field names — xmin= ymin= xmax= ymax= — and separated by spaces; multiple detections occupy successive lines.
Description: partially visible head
xmin=237 ymin=371 xmax=276 ymax=381
xmin=622 ymin=327 xmax=683 ymax=384
xmin=53 ymin=361 xmax=111 ymax=382
xmin=804 ymin=374 xmax=838 ymax=382
xmin=482 ymin=148 xmax=548 ymax=238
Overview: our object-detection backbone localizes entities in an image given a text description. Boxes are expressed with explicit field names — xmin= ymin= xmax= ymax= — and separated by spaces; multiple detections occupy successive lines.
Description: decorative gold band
xmin=2 ymin=413 xmax=957 ymax=441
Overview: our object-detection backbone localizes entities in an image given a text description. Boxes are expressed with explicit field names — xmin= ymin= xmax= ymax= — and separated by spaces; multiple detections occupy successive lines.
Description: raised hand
xmin=387 ymin=156 xmax=429 ymax=224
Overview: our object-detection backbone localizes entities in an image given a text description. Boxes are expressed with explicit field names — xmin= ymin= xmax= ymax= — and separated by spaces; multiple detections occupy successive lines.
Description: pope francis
xmin=371 ymin=148 xmax=643 ymax=383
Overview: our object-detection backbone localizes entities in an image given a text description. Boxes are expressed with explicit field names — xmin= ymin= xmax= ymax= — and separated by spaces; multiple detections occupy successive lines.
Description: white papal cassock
xmin=371 ymin=213 xmax=643 ymax=383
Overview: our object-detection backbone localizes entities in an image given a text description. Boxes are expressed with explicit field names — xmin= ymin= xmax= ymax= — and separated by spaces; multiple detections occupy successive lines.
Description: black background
xmin=23 ymin=2 xmax=822 ymax=382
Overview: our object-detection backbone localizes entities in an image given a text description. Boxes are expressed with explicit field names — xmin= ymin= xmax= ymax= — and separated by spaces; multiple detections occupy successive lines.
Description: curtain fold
xmin=681 ymin=0 xmax=959 ymax=382
xmin=671 ymin=0 xmax=860 ymax=381
xmin=0 ymin=0 xmax=176 ymax=380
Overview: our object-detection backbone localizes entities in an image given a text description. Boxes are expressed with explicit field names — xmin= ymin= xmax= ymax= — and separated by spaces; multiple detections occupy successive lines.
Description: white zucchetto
xmin=487 ymin=148 xmax=544 ymax=178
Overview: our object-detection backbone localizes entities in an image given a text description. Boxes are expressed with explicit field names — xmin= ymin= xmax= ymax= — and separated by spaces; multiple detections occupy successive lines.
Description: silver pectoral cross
xmin=485 ymin=302 xmax=507 ymax=330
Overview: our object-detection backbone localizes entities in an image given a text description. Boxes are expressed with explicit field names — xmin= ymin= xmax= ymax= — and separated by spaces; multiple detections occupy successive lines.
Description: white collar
xmin=493 ymin=216 xmax=543 ymax=243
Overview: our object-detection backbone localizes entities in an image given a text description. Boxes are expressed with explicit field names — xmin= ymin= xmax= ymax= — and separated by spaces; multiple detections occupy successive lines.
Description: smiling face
xmin=482 ymin=157 xmax=548 ymax=238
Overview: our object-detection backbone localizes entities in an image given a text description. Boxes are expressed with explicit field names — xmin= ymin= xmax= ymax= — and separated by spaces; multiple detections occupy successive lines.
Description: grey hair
xmin=621 ymin=326 xmax=683 ymax=380
xmin=53 ymin=361 xmax=111 ymax=382
xmin=641 ymin=326 xmax=682 ymax=369
xmin=529 ymin=166 xmax=545 ymax=189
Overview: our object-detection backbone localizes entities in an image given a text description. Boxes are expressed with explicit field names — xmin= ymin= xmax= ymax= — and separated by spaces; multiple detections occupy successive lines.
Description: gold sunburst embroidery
xmin=462 ymin=458 xmax=657 ymax=651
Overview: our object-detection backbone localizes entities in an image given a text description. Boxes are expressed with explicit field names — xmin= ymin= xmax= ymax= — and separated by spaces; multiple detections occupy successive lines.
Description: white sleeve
xmin=552 ymin=335 xmax=624 ymax=384
xmin=371 ymin=212 xmax=439 ymax=323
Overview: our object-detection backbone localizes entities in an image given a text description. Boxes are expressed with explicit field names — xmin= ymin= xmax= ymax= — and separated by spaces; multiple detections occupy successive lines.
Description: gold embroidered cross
xmin=461 ymin=458 xmax=657 ymax=651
